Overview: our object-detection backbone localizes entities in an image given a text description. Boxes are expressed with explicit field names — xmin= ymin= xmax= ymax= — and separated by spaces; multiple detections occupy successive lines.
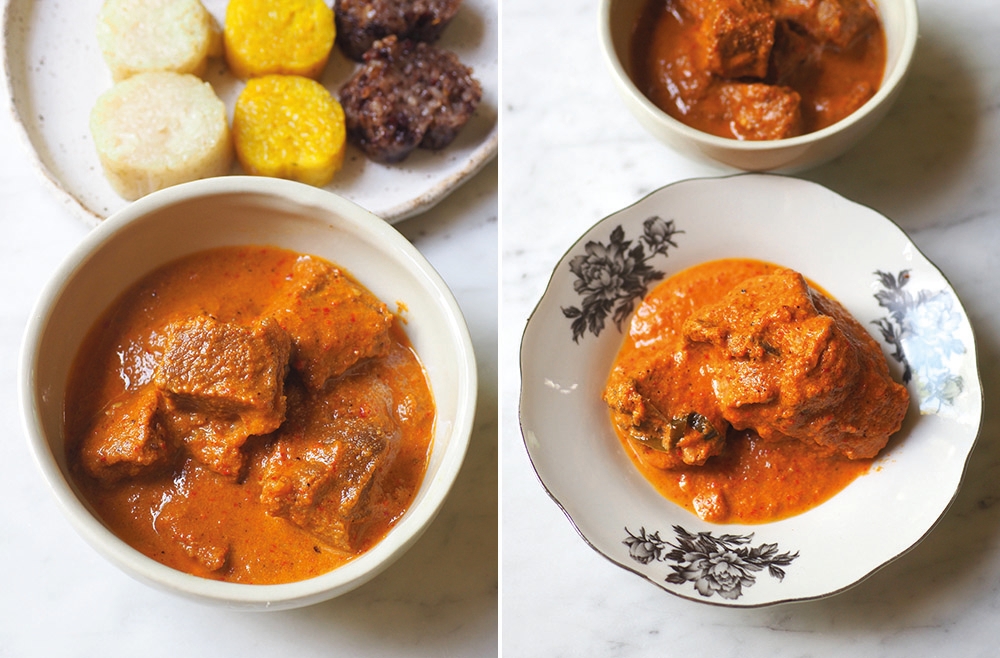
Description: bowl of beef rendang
xmin=598 ymin=0 xmax=918 ymax=171
xmin=20 ymin=176 xmax=477 ymax=610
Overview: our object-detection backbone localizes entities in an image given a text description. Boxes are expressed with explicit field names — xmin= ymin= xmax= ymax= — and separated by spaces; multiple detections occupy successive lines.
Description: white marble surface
xmin=502 ymin=0 xmax=1000 ymax=655
xmin=0 ymin=65 xmax=498 ymax=658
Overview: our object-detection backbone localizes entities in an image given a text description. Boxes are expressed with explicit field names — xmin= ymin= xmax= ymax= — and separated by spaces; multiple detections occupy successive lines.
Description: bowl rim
xmin=596 ymin=0 xmax=920 ymax=151
xmin=518 ymin=173 xmax=983 ymax=607
xmin=18 ymin=176 xmax=478 ymax=609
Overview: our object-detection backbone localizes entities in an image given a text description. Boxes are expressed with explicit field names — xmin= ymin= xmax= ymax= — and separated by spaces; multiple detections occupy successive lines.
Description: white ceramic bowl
xmin=19 ymin=176 xmax=478 ymax=610
xmin=598 ymin=0 xmax=919 ymax=172
xmin=520 ymin=174 xmax=982 ymax=606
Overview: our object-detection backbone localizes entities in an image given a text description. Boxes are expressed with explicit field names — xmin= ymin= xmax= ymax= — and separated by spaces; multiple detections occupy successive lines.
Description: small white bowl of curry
xmin=20 ymin=176 xmax=477 ymax=610
xmin=598 ymin=0 xmax=918 ymax=171
xmin=520 ymin=174 xmax=981 ymax=606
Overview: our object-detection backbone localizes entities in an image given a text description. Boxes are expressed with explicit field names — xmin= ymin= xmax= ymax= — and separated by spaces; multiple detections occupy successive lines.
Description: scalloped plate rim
xmin=518 ymin=173 xmax=984 ymax=607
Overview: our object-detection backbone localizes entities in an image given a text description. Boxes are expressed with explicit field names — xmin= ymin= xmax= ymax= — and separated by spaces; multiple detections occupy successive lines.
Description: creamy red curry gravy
xmin=604 ymin=258 xmax=909 ymax=523
xmin=630 ymin=0 xmax=887 ymax=140
xmin=65 ymin=246 xmax=434 ymax=584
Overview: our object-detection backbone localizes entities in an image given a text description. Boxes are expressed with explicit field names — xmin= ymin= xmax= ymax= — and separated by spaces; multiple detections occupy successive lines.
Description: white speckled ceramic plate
xmin=1 ymin=0 xmax=497 ymax=225
xmin=520 ymin=174 xmax=982 ymax=607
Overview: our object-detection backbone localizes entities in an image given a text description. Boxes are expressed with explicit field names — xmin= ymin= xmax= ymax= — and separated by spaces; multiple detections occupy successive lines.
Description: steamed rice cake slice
xmin=89 ymin=71 xmax=233 ymax=201
xmin=223 ymin=0 xmax=335 ymax=80
xmin=233 ymin=75 xmax=347 ymax=187
xmin=96 ymin=0 xmax=223 ymax=82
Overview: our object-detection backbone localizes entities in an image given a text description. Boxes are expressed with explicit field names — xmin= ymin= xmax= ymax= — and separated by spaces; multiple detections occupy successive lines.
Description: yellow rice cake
xmin=96 ymin=0 xmax=222 ymax=82
xmin=224 ymin=0 xmax=335 ymax=80
xmin=233 ymin=75 xmax=347 ymax=187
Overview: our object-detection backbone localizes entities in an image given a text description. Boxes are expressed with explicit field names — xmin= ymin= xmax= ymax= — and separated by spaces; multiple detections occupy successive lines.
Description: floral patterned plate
xmin=519 ymin=174 xmax=982 ymax=607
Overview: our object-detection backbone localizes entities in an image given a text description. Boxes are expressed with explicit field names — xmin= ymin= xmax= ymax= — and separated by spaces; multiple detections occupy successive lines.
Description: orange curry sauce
xmin=630 ymin=0 xmax=887 ymax=139
xmin=64 ymin=246 xmax=434 ymax=584
xmin=609 ymin=259 xmax=872 ymax=524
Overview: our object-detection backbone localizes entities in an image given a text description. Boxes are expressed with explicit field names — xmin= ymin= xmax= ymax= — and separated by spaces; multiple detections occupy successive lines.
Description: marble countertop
xmin=502 ymin=0 xmax=1000 ymax=655
xmin=0 ymin=55 xmax=498 ymax=658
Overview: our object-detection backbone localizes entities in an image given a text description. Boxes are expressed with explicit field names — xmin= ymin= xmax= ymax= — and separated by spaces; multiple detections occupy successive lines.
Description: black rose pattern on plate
xmin=872 ymin=270 xmax=966 ymax=413
xmin=624 ymin=526 xmax=799 ymax=600
xmin=562 ymin=216 xmax=681 ymax=342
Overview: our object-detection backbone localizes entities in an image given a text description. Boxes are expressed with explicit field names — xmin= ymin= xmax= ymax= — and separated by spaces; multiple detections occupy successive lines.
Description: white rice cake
xmin=97 ymin=0 xmax=223 ymax=82
xmin=90 ymin=71 xmax=233 ymax=200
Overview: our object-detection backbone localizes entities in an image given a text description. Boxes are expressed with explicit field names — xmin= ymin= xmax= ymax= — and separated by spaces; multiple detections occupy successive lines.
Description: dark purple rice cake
xmin=339 ymin=36 xmax=482 ymax=164
xmin=334 ymin=0 xmax=464 ymax=62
